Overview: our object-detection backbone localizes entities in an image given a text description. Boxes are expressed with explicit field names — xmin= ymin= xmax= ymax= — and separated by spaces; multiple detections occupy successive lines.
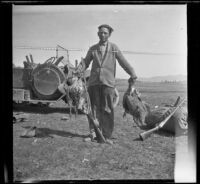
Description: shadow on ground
xmin=13 ymin=103 xmax=83 ymax=115
xmin=21 ymin=126 xmax=88 ymax=139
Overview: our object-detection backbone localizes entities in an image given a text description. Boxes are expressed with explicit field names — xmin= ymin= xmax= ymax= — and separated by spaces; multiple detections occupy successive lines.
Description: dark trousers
xmin=87 ymin=85 xmax=115 ymax=139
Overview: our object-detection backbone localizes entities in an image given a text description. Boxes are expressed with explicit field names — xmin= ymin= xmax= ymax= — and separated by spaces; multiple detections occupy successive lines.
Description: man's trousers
xmin=87 ymin=85 xmax=115 ymax=139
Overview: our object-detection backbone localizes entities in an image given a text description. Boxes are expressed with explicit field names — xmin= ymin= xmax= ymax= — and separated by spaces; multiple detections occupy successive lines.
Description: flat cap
xmin=98 ymin=24 xmax=114 ymax=33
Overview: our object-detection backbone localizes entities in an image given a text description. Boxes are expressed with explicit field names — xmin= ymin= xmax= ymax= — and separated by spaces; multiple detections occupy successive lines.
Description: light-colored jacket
xmin=79 ymin=41 xmax=137 ymax=87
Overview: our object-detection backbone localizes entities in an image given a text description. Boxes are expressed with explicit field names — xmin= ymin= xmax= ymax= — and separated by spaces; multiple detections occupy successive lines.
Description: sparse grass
xmin=13 ymin=81 xmax=187 ymax=181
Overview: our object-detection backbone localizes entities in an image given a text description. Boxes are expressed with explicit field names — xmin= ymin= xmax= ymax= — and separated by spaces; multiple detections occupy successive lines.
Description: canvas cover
xmin=123 ymin=89 xmax=187 ymax=135
xmin=145 ymin=106 xmax=188 ymax=135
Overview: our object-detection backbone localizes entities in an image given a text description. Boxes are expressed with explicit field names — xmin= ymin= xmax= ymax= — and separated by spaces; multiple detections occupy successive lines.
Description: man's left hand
xmin=128 ymin=77 xmax=136 ymax=85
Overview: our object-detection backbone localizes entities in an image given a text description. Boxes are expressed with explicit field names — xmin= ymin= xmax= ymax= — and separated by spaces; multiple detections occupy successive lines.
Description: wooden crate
xmin=13 ymin=89 xmax=30 ymax=101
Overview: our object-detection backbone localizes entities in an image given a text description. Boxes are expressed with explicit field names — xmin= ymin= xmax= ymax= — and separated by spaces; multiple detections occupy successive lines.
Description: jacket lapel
xmin=94 ymin=45 xmax=102 ymax=66
xmin=94 ymin=42 xmax=111 ymax=66
xmin=101 ymin=42 xmax=110 ymax=67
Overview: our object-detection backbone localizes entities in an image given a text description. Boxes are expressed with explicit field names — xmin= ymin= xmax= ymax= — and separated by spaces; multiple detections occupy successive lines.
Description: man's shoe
xmin=84 ymin=137 xmax=98 ymax=142
xmin=84 ymin=137 xmax=93 ymax=142
xmin=84 ymin=133 xmax=97 ymax=142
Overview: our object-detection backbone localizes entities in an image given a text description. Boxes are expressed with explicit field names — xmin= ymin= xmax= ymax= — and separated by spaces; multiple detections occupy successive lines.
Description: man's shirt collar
xmin=99 ymin=41 xmax=108 ymax=46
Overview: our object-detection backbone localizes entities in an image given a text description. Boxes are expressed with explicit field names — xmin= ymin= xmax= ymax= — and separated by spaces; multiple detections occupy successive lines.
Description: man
xmin=77 ymin=24 xmax=137 ymax=143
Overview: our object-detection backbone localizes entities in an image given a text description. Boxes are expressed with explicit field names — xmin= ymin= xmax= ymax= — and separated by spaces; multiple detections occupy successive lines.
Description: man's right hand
xmin=72 ymin=69 xmax=82 ymax=78
xmin=127 ymin=77 xmax=136 ymax=95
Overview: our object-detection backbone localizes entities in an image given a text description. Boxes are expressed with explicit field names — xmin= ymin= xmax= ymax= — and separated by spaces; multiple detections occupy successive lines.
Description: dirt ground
xmin=13 ymin=81 xmax=188 ymax=181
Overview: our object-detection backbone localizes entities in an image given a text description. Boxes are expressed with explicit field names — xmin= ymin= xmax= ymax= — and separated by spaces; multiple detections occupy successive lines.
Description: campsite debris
xmin=32 ymin=139 xmax=38 ymax=145
xmin=82 ymin=158 xmax=89 ymax=163
xmin=109 ymin=159 xmax=117 ymax=165
xmin=61 ymin=116 xmax=69 ymax=120
xmin=20 ymin=126 xmax=36 ymax=138
xmin=13 ymin=112 xmax=29 ymax=123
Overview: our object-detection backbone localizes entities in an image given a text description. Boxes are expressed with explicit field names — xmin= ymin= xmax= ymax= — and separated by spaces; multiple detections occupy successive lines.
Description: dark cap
xmin=98 ymin=24 xmax=114 ymax=34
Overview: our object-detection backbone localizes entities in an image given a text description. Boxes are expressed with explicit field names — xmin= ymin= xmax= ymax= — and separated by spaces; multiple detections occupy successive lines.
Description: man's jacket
xmin=79 ymin=42 xmax=137 ymax=87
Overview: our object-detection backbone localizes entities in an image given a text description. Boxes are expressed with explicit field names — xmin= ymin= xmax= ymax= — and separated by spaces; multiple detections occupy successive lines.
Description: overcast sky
xmin=13 ymin=5 xmax=187 ymax=78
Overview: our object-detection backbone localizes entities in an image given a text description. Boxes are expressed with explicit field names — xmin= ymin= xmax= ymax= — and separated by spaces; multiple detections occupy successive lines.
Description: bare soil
xmin=13 ymin=81 xmax=187 ymax=181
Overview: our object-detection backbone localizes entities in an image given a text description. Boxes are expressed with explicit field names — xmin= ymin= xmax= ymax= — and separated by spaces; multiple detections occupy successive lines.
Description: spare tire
xmin=31 ymin=63 xmax=66 ymax=100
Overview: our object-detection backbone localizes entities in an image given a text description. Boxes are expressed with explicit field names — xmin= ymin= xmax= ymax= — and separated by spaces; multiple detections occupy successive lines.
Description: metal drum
xmin=31 ymin=63 xmax=66 ymax=100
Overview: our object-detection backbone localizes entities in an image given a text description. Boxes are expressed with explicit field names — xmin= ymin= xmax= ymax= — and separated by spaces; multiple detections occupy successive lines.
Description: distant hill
xmin=138 ymin=74 xmax=187 ymax=82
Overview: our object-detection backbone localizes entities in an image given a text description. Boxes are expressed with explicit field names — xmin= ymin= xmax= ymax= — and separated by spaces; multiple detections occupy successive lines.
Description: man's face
xmin=98 ymin=27 xmax=110 ymax=43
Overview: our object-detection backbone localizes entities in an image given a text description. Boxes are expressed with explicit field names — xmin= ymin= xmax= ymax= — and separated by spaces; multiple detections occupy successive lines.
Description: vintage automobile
xmin=13 ymin=45 xmax=90 ymax=106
